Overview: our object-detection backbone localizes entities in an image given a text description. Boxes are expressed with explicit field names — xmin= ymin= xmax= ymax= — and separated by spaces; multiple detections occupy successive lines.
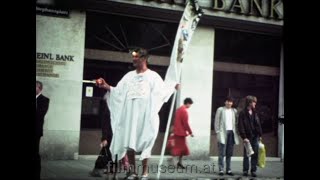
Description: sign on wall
xmin=36 ymin=52 xmax=75 ymax=78
xmin=120 ymin=0 xmax=283 ymax=20
xmin=36 ymin=3 xmax=70 ymax=18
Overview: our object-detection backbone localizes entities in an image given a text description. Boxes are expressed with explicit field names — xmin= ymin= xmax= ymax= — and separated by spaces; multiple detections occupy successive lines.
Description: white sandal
xmin=140 ymin=174 xmax=148 ymax=180
xmin=127 ymin=173 xmax=138 ymax=180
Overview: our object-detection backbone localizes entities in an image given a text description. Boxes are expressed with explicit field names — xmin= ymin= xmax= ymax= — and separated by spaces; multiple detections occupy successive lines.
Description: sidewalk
xmin=41 ymin=156 xmax=283 ymax=180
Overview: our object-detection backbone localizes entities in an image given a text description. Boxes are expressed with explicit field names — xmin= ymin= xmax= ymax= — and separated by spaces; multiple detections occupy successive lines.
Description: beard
xmin=132 ymin=60 xmax=138 ymax=67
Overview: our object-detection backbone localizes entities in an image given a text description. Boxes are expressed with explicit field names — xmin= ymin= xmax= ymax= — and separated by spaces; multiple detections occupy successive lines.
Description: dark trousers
xmin=34 ymin=136 xmax=41 ymax=180
xmin=218 ymin=130 xmax=235 ymax=171
xmin=243 ymin=136 xmax=259 ymax=173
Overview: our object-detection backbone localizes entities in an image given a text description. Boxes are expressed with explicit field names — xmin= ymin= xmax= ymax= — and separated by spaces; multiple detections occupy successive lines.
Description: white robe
xmin=106 ymin=69 xmax=175 ymax=161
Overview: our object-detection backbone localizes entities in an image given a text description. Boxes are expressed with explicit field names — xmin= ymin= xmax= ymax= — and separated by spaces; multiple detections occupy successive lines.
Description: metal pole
xmin=156 ymin=91 xmax=177 ymax=179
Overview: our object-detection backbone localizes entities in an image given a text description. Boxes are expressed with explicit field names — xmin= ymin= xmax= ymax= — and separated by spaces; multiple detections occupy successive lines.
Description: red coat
xmin=173 ymin=105 xmax=193 ymax=136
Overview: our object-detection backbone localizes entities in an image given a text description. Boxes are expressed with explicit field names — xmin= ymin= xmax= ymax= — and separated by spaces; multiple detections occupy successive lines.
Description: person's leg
xmin=127 ymin=149 xmax=137 ymax=175
xmin=225 ymin=131 xmax=235 ymax=175
xmin=243 ymin=146 xmax=249 ymax=176
xmin=250 ymin=137 xmax=259 ymax=176
xmin=218 ymin=142 xmax=225 ymax=174
xmin=142 ymin=158 xmax=148 ymax=176
xmin=178 ymin=156 xmax=183 ymax=164
xmin=121 ymin=154 xmax=129 ymax=171
xmin=35 ymin=136 xmax=41 ymax=180
xmin=105 ymin=143 xmax=114 ymax=173
xmin=90 ymin=147 xmax=108 ymax=177
xmin=177 ymin=155 xmax=185 ymax=169
xmin=174 ymin=136 xmax=186 ymax=169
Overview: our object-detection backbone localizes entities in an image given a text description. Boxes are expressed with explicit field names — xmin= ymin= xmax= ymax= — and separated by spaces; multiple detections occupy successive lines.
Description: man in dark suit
xmin=89 ymin=93 xmax=129 ymax=177
xmin=36 ymin=80 xmax=50 ymax=179
xmin=89 ymin=94 xmax=113 ymax=177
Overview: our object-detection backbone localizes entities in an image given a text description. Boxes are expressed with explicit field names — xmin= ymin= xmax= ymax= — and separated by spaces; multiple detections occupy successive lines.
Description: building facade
xmin=36 ymin=0 xmax=284 ymax=160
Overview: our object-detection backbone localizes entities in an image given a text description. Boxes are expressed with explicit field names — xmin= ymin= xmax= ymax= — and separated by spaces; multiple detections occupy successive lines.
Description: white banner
xmin=164 ymin=0 xmax=203 ymax=85
xmin=158 ymin=0 xmax=203 ymax=179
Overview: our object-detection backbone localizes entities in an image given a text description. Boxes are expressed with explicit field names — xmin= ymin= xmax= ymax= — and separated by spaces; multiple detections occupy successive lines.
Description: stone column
xmin=177 ymin=26 xmax=215 ymax=159
xmin=36 ymin=11 xmax=86 ymax=159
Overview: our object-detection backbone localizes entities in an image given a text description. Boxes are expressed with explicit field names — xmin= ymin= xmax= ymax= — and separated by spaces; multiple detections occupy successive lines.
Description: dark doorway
xmin=211 ymin=71 xmax=279 ymax=134
xmin=210 ymin=29 xmax=281 ymax=157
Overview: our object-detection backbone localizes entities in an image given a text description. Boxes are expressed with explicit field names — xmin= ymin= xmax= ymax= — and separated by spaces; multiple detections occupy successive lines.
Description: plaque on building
xmin=36 ymin=4 xmax=70 ymax=18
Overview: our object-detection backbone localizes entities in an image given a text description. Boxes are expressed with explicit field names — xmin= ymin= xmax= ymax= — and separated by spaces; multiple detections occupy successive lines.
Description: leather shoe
xmin=177 ymin=162 xmax=186 ymax=169
xmin=89 ymin=169 xmax=102 ymax=177
xmin=226 ymin=170 xmax=234 ymax=176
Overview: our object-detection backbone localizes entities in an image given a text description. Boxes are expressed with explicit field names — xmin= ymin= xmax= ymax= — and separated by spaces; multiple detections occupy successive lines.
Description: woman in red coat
xmin=171 ymin=98 xmax=194 ymax=169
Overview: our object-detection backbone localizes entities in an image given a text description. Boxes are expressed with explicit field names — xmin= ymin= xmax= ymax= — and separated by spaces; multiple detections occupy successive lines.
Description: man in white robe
xmin=96 ymin=48 xmax=179 ymax=179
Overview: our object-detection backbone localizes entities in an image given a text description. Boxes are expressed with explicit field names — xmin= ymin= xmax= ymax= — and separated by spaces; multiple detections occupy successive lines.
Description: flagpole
xmin=156 ymin=1 xmax=203 ymax=178
xmin=156 ymin=69 xmax=181 ymax=180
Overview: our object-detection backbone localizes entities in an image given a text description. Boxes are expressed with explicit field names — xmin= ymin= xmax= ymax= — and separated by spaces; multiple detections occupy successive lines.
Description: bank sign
xmin=125 ymin=0 xmax=283 ymax=20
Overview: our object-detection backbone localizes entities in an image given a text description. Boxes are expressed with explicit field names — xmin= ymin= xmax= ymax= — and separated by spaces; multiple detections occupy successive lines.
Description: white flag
xmin=157 ymin=1 xmax=203 ymax=179
xmin=165 ymin=0 xmax=203 ymax=86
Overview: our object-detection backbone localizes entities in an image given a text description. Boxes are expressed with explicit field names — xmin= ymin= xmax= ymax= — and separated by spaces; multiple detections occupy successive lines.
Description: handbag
xmin=166 ymin=133 xmax=175 ymax=150
xmin=95 ymin=147 xmax=113 ymax=169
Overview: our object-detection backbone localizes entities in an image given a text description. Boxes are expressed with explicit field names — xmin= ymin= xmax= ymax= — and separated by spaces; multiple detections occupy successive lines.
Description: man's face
xmin=250 ymin=101 xmax=257 ymax=109
xmin=132 ymin=52 xmax=145 ymax=68
xmin=225 ymin=100 xmax=233 ymax=108
xmin=36 ymin=84 xmax=41 ymax=95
